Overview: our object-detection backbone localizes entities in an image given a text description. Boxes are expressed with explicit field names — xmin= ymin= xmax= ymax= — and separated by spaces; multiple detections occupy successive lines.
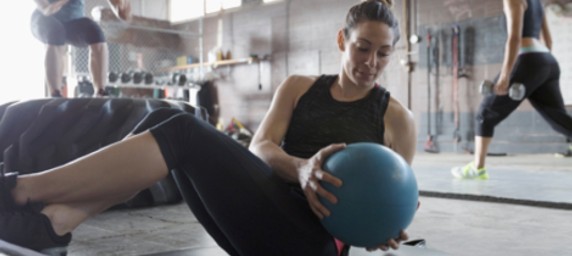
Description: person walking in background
xmin=30 ymin=0 xmax=131 ymax=97
xmin=452 ymin=0 xmax=572 ymax=179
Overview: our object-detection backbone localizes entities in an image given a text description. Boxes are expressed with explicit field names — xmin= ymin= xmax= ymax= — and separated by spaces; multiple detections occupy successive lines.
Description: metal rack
xmin=69 ymin=10 xmax=206 ymax=102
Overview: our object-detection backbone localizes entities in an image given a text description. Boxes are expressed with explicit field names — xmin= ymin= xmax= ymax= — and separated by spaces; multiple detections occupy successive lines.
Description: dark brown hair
xmin=343 ymin=0 xmax=400 ymax=45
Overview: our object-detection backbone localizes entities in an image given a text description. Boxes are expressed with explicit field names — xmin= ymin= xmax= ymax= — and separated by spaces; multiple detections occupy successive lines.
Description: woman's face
xmin=339 ymin=21 xmax=395 ymax=87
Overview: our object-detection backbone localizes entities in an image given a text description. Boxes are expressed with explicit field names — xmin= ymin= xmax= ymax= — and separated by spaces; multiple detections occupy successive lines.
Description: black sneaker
xmin=97 ymin=88 xmax=109 ymax=97
xmin=0 ymin=210 xmax=72 ymax=256
xmin=0 ymin=164 xmax=72 ymax=255
xmin=51 ymin=90 xmax=63 ymax=98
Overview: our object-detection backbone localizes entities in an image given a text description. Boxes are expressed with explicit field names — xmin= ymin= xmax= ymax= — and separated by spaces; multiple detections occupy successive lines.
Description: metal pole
xmin=199 ymin=14 xmax=204 ymax=81
xmin=403 ymin=0 xmax=413 ymax=110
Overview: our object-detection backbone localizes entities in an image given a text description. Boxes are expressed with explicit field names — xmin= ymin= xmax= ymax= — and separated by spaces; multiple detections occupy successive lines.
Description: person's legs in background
xmin=44 ymin=45 xmax=68 ymax=97
xmin=528 ymin=82 xmax=572 ymax=137
xmin=452 ymin=52 xmax=572 ymax=178
xmin=473 ymin=136 xmax=493 ymax=170
xmin=452 ymin=81 xmax=523 ymax=179
xmin=525 ymin=55 xmax=572 ymax=154
xmin=30 ymin=10 xmax=68 ymax=97
xmin=65 ymin=17 xmax=109 ymax=96
xmin=89 ymin=42 xmax=108 ymax=96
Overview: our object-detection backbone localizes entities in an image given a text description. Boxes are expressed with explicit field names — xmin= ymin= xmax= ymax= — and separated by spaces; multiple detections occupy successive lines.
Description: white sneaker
xmin=451 ymin=162 xmax=489 ymax=180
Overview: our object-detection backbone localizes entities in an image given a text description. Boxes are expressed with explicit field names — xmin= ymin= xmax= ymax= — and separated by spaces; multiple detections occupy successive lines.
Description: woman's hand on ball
xmin=366 ymin=230 xmax=409 ymax=252
xmin=298 ymin=143 xmax=345 ymax=219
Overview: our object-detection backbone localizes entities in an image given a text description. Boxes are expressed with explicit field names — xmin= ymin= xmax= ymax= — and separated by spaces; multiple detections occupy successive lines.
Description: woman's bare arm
xmin=383 ymin=97 xmax=417 ymax=165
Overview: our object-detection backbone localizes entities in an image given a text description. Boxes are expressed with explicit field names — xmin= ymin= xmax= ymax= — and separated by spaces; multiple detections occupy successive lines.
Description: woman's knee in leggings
xmin=130 ymin=108 xmax=185 ymax=136
xmin=158 ymin=113 xmax=205 ymax=141
xmin=149 ymin=113 xmax=208 ymax=169
xmin=476 ymin=108 xmax=503 ymax=137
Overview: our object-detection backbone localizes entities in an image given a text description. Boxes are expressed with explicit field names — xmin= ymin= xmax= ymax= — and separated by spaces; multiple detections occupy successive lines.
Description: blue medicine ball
xmin=319 ymin=142 xmax=418 ymax=248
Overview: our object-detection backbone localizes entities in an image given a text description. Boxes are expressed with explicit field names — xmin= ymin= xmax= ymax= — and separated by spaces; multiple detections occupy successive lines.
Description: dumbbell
xmin=479 ymin=80 xmax=526 ymax=101
xmin=104 ymin=86 xmax=120 ymax=97
xmin=120 ymin=72 xmax=132 ymax=83
xmin=108 ymin=71 xmax=119 ymax=84
xmin=144 ymin=72 xmax=154 ymax=85
xmin=171 ymin=73 xmax=187 ymax=86
xmin=177 ymin=74 xmax=187 ymax=86
xmin=75 ymin=76 xmax=95 ymax=97
xmin=132 ymin=71 xmax=144 ymax=84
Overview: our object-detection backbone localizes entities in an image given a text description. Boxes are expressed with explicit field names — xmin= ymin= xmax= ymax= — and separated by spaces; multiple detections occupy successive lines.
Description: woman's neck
xmin=334 ymin=72 xmax=374 ymax=102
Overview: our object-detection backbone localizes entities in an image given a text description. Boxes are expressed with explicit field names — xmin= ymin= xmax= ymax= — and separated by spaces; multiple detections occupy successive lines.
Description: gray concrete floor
xmin=4 ymin=152 xmax=572 ymax=256
xmin=413 ymin=152 xmax=572 ymax=207
xmin=67 ymin=196 xmax=572 ymax=256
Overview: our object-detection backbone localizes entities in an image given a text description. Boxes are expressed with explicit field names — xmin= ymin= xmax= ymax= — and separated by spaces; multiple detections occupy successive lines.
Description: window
xmin=222 ymin=0 xmax=242 ymax=9
xmin=169 ymin=0 xmax=204 ymax=23
xmin=170 ymin=0 xmax=242 ymax=23
xmin=206 ymin=0 xmax=242 ymax=13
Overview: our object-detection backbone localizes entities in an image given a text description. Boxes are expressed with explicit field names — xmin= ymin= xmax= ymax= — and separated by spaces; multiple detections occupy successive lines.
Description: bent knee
xmin=89 ymin=42 xmax=107 ymax=53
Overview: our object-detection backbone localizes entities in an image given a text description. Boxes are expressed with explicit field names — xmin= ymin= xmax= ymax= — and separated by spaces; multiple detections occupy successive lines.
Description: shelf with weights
xmin=163 ymin=55 xmax=270 ymax=92
xmin=104 ymin=71 xmax=200 ymax=92
xmin=106 ymin=83 xmax=200 ymax=90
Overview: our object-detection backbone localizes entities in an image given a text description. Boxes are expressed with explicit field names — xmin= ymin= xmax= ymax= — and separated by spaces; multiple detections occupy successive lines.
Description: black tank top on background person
xmin=522 ymin=0 xmax=543 ymax=38
xmin=281 ymin=74 xmax=390 ymax=159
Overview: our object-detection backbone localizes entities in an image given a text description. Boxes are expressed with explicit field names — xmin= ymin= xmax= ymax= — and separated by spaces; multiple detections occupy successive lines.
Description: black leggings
xmin=130 ymin=108 xmax=337 ymax=256
xmin=476 ymin=52 xmax=572 ymax=139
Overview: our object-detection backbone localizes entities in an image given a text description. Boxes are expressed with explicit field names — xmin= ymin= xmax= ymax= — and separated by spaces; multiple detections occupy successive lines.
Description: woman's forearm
xmin=500 ymin=35 xmax=521 ymax=81
xmin=249 ymin=141 xmax=302 ymax=183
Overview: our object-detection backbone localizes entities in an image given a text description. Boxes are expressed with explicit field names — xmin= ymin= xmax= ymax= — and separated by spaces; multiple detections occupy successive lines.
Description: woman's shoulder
xmin=273 ymin=74 xmax=326 ymax=106
xmin=383 ymin=96 xmax=417 ymax=163
xmin=385 ymin=96 xmax=415 ymax=126
xmin=283 ymin=74 xmax=319 ymax=85
xmin=277 ymin=74 xmax=321 ymax=93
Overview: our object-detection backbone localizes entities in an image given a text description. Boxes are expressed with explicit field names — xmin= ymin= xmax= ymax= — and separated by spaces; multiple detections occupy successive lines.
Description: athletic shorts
xmin=30 ymin=10 xmax=105 ymax=48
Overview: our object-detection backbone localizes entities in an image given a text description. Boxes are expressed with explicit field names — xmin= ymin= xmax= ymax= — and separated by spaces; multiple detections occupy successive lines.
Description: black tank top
xmin=522 ymin=0 xmax=543 ymax=38
xmin=281 ymin=74 xmax=390 ymax=159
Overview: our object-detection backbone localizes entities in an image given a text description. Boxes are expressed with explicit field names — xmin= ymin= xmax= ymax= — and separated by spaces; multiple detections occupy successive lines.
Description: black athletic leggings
xmin=476 ymin=52 xmax=572 ymax=139
xmin=129 ymin=108 xmax=338 ymax=256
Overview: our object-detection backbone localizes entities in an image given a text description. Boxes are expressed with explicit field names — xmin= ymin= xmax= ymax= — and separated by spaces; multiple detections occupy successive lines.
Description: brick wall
xmin=177 ymin=0 xmax=571 ymax=154
xmin=99 ymin=0 xmax=570 ymax=154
